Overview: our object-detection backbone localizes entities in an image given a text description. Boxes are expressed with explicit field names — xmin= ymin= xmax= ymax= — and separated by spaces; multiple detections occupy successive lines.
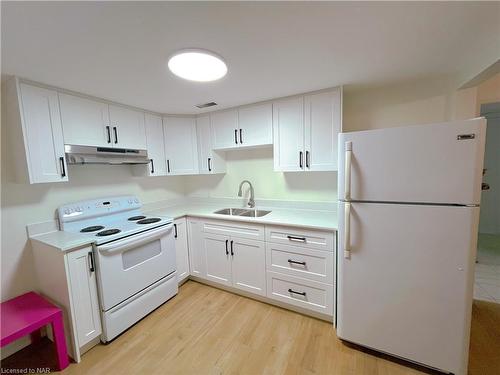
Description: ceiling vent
xmin=195 ymin=101 xmax=217 ymax=109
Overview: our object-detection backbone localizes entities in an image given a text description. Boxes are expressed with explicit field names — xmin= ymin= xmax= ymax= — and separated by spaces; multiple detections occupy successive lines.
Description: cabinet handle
xmin=208 ymin=157 xmax=212 ymax=172
xmin=287 ymin=235 xmax=306 ymax=243
xmin=299 ymin=151 xmax=303 ymax=169
xmin=288 ymin=288 xmax=306 ymax=297
xmin=106 ymin=126 xmax=111 ymax=143
xmin=306 ymin=151 xmax=310 ymax=168
xmin=234 ymin=129 xmax=238 ymax=144
xmin=230 ymin=240 xmax=234 ymax=256
xmin=167 ymin=159 xmax=170 ymax=173
xmin=113 ymin=126 xmax=118 ymax=144
xmin=150 ymin=159 xmax=154 ymax=174
xmin=288 ymin=259 xmax=306 ymax=266
xmin=174 ymin=223 xmax=177 ymax=238
xmin=225 ymin=239 xmax=229 ymax=255
xmin=239 ymin=128 xmax=243 ymax=144
xmin=88 ymin=251 xmax=95 ymax=273
xmin=59 ymin=157 xmax=66 ymax=178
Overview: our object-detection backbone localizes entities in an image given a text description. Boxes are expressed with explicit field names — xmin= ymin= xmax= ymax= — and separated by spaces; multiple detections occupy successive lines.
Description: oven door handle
xmin=97 ymin=224 xmax=173 ymax=254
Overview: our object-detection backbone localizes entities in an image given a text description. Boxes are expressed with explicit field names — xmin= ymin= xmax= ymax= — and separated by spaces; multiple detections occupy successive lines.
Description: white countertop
xmin=30 ymin=201 xmax=337 ymax=252
xmin=147 ymin=203 xmax=337 ymax=231
xmin=30 ymin=230 xmax=96 ymax=252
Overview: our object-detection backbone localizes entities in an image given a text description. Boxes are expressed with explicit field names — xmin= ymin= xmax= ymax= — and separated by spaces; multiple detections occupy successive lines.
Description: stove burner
xmin=137 ymin=218 xmax=162 ymax=225
xmin=96 ymin=229 xmax=121 ymax=236
xmin=80 ymin=225 xmax=105 ymax=233
xmin=128 ymin=215 xmax=146 ymax=221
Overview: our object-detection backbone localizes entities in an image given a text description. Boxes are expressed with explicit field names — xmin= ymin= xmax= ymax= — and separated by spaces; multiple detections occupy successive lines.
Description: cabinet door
xmin=109 ymin=105 xmax=147 ymax=149
xmin=273 ymin=96 xmax=305 ymax=172
xmin=174 ymin=218 xmax=190 ymax=283
xmin=203 ymin=233 xmax=232 ymax=286
xmin=187 ymin=219 xmax=206 ymax=278
xmin=231 ymin=238 xmax=266 ymax=296
xmin=66 ymin=248 xmax=102 ymax=347
xmin=144 ymin=114 xmax=167 ymax=176
xmin=164 ymin=117 xmax=199 ymax=175
xmin=238 ymin=103 xmax=273 ymax=148
xmin=59 ymin=93 xmax=110 ymax=147
xmin=211 ymin=109 xmax=239 ymax=150
xmin=19 ymin=83 xmax=68 ymax=183
xmin=196 ymin=115 xmax=212 ymax=174
xmin=304 ymin=89 xmax=341 ymax=171
xmin=197 ymin=115 xmax=226 ymax=174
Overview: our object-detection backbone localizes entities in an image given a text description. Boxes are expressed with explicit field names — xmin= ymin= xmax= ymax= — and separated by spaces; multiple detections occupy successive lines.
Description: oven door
xmin=95 ymin=224 xmax=176 ymax=311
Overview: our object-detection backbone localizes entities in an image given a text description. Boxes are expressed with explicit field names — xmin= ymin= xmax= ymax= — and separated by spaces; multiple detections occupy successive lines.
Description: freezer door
xmin=338 ymin=118 xmax=486 ymax=205
xmin=337 ymin=202 xmax=479 ymax=375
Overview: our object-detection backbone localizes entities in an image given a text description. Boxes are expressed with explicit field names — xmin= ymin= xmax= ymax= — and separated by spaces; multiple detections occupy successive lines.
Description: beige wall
xmin=476 ymin=72 xmax=500 ymax=114
xmin=343 ymin=81 xmax=478 ymax=132
xmin=184 ymin=148 xmax=337 ymax=202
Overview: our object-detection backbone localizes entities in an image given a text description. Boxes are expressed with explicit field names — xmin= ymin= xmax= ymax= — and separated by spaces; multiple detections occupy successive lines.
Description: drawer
xmin=266 ymin=271 xmax=333 ymax=316
xmin=266 ymin=243 xmax=333 ymax=284
xmin=265 ymin=225 xmax=334 ymax=251
xmin=202 ymin=219 xmax=265 ymax=241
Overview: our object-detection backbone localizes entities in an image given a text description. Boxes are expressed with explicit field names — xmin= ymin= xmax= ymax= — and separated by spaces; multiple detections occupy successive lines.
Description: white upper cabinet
xmin=144 ymin=113 xmax=167 ymax=176
xmin=108 ymin=105 xmax=147 ymax=150
xmin=59 ymin=93 xmax=147 ymax=150
xmin=59 ymin=93 xmax=111 ymax=147
xmin=237 ymin=103 xmax=273 ymax=148
xmin=196 ymin=115 xmax=226 ymax=174
xmin=273 ymin=96 xmax=305 ymax=172
xmin=163 ymin=116 xmax=199 ymax=175
xmin=14 ymin=82 xmax=68 ymax=184
xmin=304 ymin=89 xmax=341 ymax=171
xmin=273 ymin=88 xmax=342 ymax=172
xmin=211 ymin=104 xmax=273 ymax=150
xmin=211 ymin=109 xmax=239 ymax=150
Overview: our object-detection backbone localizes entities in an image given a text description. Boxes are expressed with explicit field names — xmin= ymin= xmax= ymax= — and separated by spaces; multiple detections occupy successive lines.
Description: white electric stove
xmin=58 ymin=195 xmax=178 ymax=342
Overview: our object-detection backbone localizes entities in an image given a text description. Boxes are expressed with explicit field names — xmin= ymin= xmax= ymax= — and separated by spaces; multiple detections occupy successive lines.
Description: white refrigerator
xmin=336 ymin=118 xmax=487 ymax=375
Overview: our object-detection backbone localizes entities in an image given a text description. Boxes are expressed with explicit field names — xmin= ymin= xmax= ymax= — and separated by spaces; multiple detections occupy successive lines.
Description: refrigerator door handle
xmin=344 ymin=141 xmax=352 ymax=200
xmin=344 ymin=202 xmax=351 ymax=259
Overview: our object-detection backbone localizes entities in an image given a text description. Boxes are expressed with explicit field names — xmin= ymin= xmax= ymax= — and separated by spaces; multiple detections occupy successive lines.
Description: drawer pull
xmin=288 ymin=288 xmax=306 ymax=297
xmin=288 ymin=259 xmax=306 ymax=266
xmin=287 ymin=235 xmax=306 ymax=243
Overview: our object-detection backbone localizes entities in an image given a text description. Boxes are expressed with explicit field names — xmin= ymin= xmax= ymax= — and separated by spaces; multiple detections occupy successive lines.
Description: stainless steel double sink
xmin=213 ymin=208 xmax=271 ymax=218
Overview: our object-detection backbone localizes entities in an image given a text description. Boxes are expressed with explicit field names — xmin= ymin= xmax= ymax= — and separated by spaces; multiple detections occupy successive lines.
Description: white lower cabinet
xmin=266 ymin=271 xmax=333 ymax=315
xmin=31 ymin=242 xmax=102 ymax=362
xmin=185 ymin=217 xmax=335 ymax=319
xmin=174 ymin=218 xmax=190 ymax=283
xmin=231 ymin=237 xmax=266 ymax=296
xmin=265 ymin=242 xmax=334 ymax=284
xmin=66 ymin=247 xmax=102 ymax=347
xmin=204 ymin=233 xmax=232 ymax=286
xmin=187 ymin=218 xmax=206 ymax=278
xmin=202 ymin=232 xmax=266 ymax=295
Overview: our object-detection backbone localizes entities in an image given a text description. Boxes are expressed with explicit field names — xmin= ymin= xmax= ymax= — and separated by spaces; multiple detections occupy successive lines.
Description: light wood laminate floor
xmin=4 ymin=280 xmax=499 ymax=374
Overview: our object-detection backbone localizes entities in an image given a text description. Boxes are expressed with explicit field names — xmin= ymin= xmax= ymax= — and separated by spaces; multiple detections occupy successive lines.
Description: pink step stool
xmin=1 ymin=292 xmax=69 ymax=371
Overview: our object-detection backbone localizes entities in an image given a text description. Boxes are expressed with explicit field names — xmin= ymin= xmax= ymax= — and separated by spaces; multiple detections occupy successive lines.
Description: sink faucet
xmin=238 ymin=180 xmax=255 ymax=208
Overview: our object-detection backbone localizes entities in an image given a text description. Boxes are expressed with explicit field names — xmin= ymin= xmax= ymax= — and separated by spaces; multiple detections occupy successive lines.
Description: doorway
xmin=474 ymin=102 xmax=500 ymax=303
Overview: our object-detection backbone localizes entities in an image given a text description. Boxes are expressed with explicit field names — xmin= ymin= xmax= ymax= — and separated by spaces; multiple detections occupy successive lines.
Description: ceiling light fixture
xmin=168 ymin=49 xmax=227 ymax=82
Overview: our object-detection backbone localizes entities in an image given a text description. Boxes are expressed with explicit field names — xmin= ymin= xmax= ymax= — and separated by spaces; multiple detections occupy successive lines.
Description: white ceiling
xmin=2 ymin=2 xmax=499 ymax=114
